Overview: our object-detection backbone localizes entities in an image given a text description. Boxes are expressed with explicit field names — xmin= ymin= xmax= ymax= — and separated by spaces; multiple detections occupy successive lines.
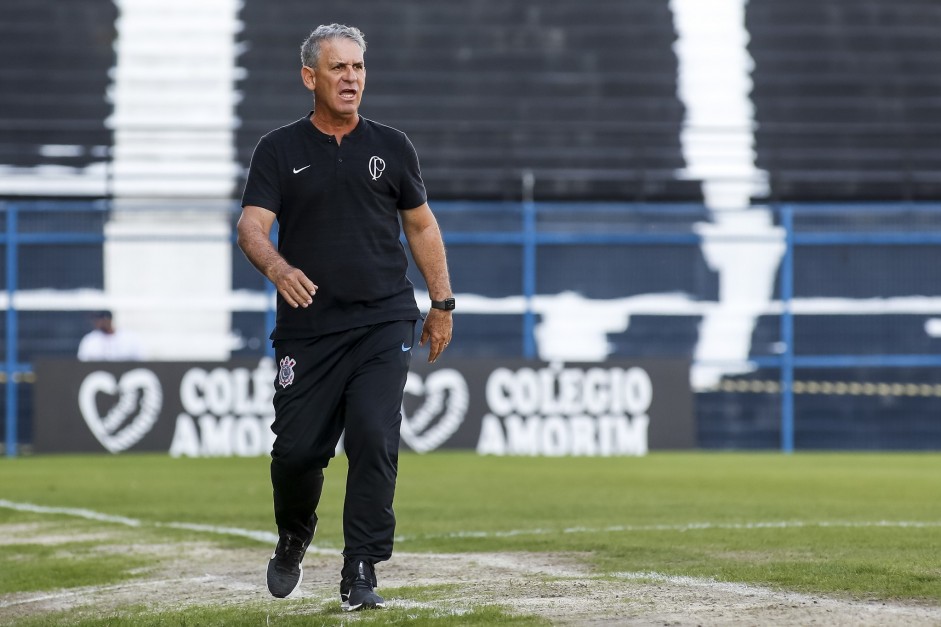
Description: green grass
xmin=0 ymin=540 xmax=150 ymax=593
xmin=2 ymin=451 xmax=941 ymax=623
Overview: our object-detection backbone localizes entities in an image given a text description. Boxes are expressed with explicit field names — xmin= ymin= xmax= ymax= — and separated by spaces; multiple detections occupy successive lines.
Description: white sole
xmin=341 ymin=599 xmax=385 ymax=612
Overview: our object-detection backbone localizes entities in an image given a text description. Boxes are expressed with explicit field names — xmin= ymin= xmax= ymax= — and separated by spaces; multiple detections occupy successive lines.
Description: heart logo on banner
xmin=400 ymin=369 xmax=469 ymax=453
xmin=78 ymin=369 xmax=163 ymax=453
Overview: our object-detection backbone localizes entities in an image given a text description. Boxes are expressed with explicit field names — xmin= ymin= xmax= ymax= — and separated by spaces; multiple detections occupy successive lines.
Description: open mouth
xmin=339 ymin=89 xmax=358 ymax=101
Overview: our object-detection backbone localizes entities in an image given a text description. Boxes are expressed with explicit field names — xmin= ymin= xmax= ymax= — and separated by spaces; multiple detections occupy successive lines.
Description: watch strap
xmin=430 ymin=297 xmax=455 ymax=311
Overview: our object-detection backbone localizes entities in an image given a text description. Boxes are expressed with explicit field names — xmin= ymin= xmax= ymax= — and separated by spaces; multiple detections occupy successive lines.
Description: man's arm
xmin=236 ymin=205 xmax=317 ymax=309
xmin=401 ymin=203 xmax=453 ymax=362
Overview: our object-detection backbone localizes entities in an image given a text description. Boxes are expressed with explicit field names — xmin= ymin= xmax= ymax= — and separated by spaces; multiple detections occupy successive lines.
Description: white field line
xmin=0 ymin=575 xmax=219 ymax=609
xmin=617 ymin=569 xmax=837 ymax=596
xmin=615 ymin=571 xmax=941 ymax=621
xmin=0 ymin=500 xmax=143 ymax=527
xmin=394 ymin=518 xmax=941 ymax=541
xmin=161 ymin=521 xmax=278 ymax=544
xmin=0 ymin=499 xmax=295 ymax=550
xmin=3 ymin=498 xmax=940 ymax=545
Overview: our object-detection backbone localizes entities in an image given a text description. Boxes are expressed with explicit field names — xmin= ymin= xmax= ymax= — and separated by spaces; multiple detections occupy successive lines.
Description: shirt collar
xmin=304 ymin=111 xmax=366 ymax=141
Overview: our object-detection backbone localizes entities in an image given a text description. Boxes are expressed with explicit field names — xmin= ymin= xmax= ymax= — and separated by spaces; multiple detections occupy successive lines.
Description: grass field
xmin=1 ymin=451 xmax=941 ymax=625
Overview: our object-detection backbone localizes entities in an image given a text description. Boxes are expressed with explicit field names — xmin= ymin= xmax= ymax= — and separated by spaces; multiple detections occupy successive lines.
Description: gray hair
xmin=300 ymin=24 xmax=367 ymax=67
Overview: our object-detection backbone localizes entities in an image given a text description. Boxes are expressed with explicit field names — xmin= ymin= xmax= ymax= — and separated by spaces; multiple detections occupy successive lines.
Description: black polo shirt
xmin=241 ymin=114 xmax=425 ymax=339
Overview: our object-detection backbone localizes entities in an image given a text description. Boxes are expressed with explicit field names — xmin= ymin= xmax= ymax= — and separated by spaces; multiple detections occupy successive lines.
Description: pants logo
xmin=278 ymin=356 xmax=296 ymax=388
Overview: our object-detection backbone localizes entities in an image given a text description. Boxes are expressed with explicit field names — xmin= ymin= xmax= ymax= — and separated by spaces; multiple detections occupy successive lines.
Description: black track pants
xmin=270 ymin=320 xmax=414 ymax=564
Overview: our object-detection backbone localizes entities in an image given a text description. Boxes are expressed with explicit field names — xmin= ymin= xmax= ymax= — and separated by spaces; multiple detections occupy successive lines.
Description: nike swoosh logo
xmin=401 ymin=343 xmax=411 ymax=352
xmin=293 ymin=165 xmax=311 ymax=174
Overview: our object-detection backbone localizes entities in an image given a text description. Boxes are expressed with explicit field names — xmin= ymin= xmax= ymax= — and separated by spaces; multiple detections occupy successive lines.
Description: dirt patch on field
xmin=2 ymin=523 xmax=940 ymax=626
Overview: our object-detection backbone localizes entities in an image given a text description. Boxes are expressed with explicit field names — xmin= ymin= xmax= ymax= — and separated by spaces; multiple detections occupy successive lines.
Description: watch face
xmin=433 ymin=298 xmax=455 ymax=310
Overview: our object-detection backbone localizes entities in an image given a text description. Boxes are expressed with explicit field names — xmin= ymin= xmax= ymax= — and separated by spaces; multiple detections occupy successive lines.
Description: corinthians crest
xmin=278 ymin=356 xmax=296 ymax=389
xmin=368 ymin=155 xmax=385 ymax=180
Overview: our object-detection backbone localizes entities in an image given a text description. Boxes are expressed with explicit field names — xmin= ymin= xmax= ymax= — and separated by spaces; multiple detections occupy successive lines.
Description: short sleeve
xmin=397 ymin=133 xmax=428 ymax=210
xmin=241 ymin=134 xmax=282 ymax=213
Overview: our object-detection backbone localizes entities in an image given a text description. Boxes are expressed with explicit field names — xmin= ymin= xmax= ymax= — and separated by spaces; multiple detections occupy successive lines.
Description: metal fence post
xmin=780 ymin=204 xmax=795 ymax=453
xmin=4 ymin=203 xmax=18 ymax=457
xmin=521 ymin=172 xmax=537 ymax=359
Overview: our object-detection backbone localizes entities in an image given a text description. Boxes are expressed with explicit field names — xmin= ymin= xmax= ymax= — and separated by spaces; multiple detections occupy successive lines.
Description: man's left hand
xmin=419 ymin=309 xmax=453 ymax=363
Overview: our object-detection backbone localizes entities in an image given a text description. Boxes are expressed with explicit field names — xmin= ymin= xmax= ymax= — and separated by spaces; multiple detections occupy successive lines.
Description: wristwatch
xmin=430 ymin=297 xmax=456 ymax=311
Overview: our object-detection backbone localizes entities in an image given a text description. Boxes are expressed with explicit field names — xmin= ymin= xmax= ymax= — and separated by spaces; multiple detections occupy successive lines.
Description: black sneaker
xmin=340 ymin=559 xmax=385 ymax=611
xmin=266 ymin=533 xmax=310 ymax=598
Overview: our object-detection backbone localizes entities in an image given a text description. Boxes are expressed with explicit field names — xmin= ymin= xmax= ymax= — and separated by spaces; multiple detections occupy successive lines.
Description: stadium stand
xmin=0 ymin=0 xmax=115 ymax=175
xmin=747 ymin=0 xmax=941 ymax=200
xmin=236 ymin=0 xmax=697 ymax=201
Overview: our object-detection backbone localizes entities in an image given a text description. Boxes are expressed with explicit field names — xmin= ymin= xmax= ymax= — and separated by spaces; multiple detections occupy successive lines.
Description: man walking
xmin=237 ymin=23 xmax=454 ymax=611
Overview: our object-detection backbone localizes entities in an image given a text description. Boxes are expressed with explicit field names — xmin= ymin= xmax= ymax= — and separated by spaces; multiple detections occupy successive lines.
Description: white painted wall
xmin=103 ymin=0 xmax=245 ymax=360
xmin=670 ymin=0 xmax=769 ymax=210
xmin=106 ymin=0 xmax=245 ymax=198
xmin=670 ymin=0 xmax=784 ymax=389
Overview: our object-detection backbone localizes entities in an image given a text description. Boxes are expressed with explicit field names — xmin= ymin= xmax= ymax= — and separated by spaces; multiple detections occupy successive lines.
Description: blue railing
xmin=775 ymin=203 xmax=941 ymax=452
xmin=4 ymin=200 xmax=941 ymax=455
xmin=4 ymin=205 xmax=18 ymax=457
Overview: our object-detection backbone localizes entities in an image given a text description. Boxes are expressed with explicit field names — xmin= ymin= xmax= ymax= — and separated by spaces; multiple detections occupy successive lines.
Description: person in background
xmin=77 ymin=310 xmax=145 ymax=361
xmin=237 ymin=23 xmax=454 ymax=612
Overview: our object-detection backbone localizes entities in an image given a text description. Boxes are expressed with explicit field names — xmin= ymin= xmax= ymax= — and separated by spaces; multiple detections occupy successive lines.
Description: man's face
xmin=309 ymin=38 xmax=365 ymax=120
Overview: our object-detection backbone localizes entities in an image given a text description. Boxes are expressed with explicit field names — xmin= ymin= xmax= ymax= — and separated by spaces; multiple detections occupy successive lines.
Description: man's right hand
xmin=271 ymin=263 xmax=318 ymax=308
xmin=236 ymin=205 xmax=317 ymax=308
